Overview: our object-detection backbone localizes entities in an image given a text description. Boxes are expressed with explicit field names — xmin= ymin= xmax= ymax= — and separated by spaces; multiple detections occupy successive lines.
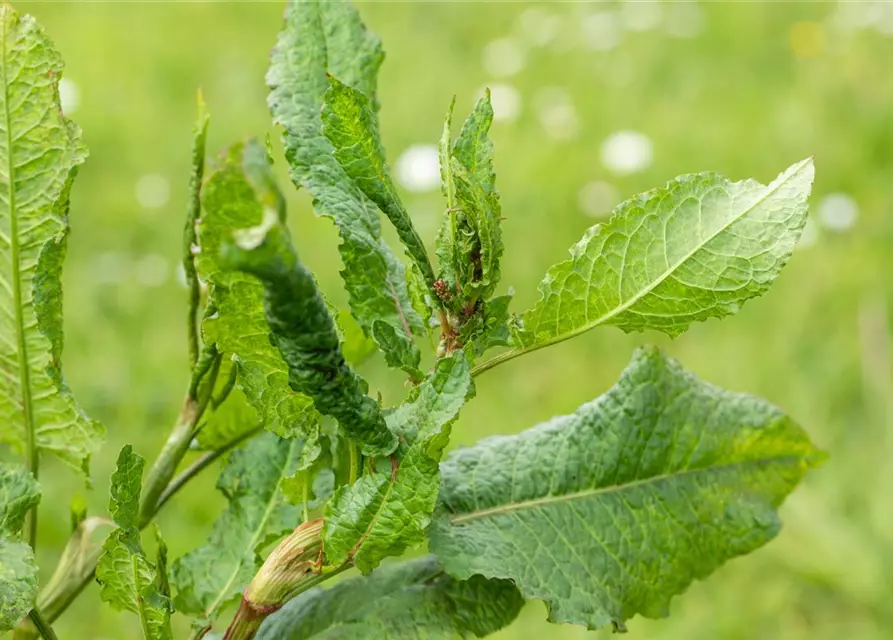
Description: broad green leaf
xmin=0 ymin=463 xmax=40 ymax=631
xmin=0 ymin=5 xmax=104 ymax=475
xmin=429 ymin=346 xmax=823 ymax=631
xmin=268 ymin=0 xmax=423 ymax=346
xmin=171 ymin=432 xmax=307 ymax=623
xmin=198 ymin=141 xmax=320 ymax=459
xmin=256 ymin=556 xmax=522 ymax=640
xmin=324 ymin=354 xmax=473 ymax=573
xmin=96 ymin=447 xmax=172 ymax=639
xmin=435 ymin=91 xmax=503 ymax=305
xmin=322 ymin=76 xmax=437 ymax=291
xmin=515 ymin=158 xmax=815 ymax=351
xmin=223 ymin=201 xmax=396 ymax=458
xmin=371 ymin=320 xmax=423 ymax=381
xmin=0 ymin=538 xmax=37 ymax=631
xmin=0 ymin=463 xmax=40 ymax=534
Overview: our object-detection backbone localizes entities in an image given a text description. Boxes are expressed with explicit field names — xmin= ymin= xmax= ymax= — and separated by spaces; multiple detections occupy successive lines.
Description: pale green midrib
xmin=204 ymin=439 xmax=297 ymax=618
xmin=1 ymin=14 xmax=38 ymax=480
xmin=446 ymin=453 xmax=805 ymax=525
xmin=345 ymin=469 xmax=397 ymax=560
xmin=472 ymin=162 xmax=809 ymax=377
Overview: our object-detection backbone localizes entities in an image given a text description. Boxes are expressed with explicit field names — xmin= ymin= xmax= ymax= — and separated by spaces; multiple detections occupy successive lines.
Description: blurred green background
xmin=9 ymin=0 xmax=893 ymax=638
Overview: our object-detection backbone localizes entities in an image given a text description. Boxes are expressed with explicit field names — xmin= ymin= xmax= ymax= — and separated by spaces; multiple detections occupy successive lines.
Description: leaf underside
xmin=0 ymin=5 xmax=104 ymax=475
xmin=257 ymin=555 xmax=522 ymax=640
xmin=429 ymin=346 xmax=822 ymax=630
xmin=517 ymin=158 xmax=815 ymax=349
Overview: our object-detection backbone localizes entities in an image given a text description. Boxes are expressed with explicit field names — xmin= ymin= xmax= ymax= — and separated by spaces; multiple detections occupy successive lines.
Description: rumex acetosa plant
xmin=0 ymin=1 xmax=824 ymax=639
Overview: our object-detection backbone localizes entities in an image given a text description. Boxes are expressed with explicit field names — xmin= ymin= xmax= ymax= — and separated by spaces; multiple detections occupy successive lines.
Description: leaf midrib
xmin=446 ymin=454 xmax=804 ymax=525
xmin=1 ymin=12 xmax=37 ymax=478
xmin=471 ymin=160 xmax=810 ymax=378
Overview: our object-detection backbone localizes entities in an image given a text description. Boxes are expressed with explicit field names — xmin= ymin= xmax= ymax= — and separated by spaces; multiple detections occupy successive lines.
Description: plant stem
xmin=25 ymin=355 xmax=226 ymax=632
xmin=470 ymin=346 xmax=525 ymax=378
xmin=155 ymin=424 xmax=262 ymax=513
xmin=139 ymin=352 xmax=221 ymax=528
xmin=27 ymin=609 xmax=57 ymax=640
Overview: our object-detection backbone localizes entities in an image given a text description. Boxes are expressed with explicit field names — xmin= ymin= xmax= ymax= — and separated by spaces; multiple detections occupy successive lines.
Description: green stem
xmin=27 ymin=609 xmax=57 ymax=640
xmin=155 ymin=424 xmax=262 ymax=513
xmin=29 ymin=417 xmax=238 ymax=631
xmin=139 ymin=352 xmax=221 ymax=528
xmin=470 ymin=346 xmax=525 ymax=378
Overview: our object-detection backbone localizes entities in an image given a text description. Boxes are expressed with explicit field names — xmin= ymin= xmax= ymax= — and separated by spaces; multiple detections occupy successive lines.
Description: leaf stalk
xmin=26 ymin=609 xmax=57 ymax=640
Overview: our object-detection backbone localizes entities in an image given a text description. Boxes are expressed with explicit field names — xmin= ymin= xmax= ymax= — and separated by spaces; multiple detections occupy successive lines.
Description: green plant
xmin=0 ymin=0 xmax=824 ymax=638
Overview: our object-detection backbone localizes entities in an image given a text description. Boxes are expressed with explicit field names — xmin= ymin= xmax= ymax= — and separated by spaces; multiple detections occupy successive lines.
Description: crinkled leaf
xmin=430 ymin=346 xmax=823 ymax=631
xmin=0 ymin=538 xmax=37 ymax=632
xmin=516 ymin=158 xmax=815 ymax=351
xmin=0 ymin=5 xmax=104 ymax=476
xmin=257 ymin=556 xmax=522 ymax=640
xmin=0 ymin=464 xmax=40 ymax=535
xmin=198 ymin=141 xmax=319 ymax=457
xmin=371 ymin=320 xmax=422 ymax=380
xmin=325 ymin=354 xmax=473 ymax=573
xmin=268 ymin=0 xmax=422 ymax=351
xmin=0 ymin=463 xmax=40 ymax=631
xmin=436 ymin=92 xmax=503 ymax=305
xmin=223 ymin=208 xmax=396 ymax=458
xmin=107 ymin=444 xmax=142 ymax=530
xmin=406 ymin=261 xmax=435 ymax=333
xmin=96 ymin=446 xmax=172 ymax=639
xmin=459 ymin=295 xmax=512 ymax=359
xmin=479 ymin=294 xmax=512 ymax=352
xmin=450 ymin=157 xmax=503 ymax=303
xmin=171 ymin=432 xmax=307 ymax=622
xmin=453 ymin=90 xmax=497 ymax=197
xmin=322 ymin=75 xmax=436 ymax=291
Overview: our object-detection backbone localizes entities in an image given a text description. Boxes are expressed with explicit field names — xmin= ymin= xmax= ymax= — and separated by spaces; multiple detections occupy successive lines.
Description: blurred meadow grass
xmin=10 ymin=1 xmax=893 ymax=638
